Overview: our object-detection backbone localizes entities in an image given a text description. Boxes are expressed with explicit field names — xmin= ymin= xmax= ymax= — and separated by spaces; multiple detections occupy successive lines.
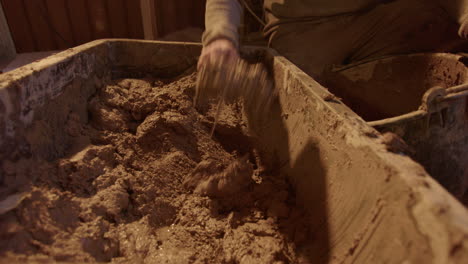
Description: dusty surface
xmin=0 ymin=71 xmax=314 ymax=263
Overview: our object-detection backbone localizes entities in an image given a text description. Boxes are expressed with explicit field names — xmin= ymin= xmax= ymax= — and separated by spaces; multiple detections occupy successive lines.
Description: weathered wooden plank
xmin=0 ymin=1 xmax=16 ymax=58
xmin=45 ymin=0 xmax=75 ymax=48
xmin=24 ymin=0 xmax=57 ymax=51
xmin=106 ymin=0 xmax=128 ymax=38
xmin=0 ymin=0 xmax=36 ymax=52
xmin=66 ymin=0 xmax=93 ymax=45
xmin=140 ymin=0 xmax=157 ymax=39
xmin=87 ymin=0 xmax=112 ymax=39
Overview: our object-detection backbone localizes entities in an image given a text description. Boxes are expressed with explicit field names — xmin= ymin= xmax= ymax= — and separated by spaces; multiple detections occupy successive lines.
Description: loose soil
xmin=0 ymin=71 xmax=314 ymax=263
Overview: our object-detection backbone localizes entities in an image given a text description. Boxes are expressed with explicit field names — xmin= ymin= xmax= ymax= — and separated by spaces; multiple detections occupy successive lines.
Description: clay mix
xmin=0 ymin=71 xmax=314 ymax=263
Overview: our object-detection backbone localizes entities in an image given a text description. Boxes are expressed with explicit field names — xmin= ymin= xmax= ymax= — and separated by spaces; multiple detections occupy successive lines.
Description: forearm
xmin=202 ymin=0 xmax=242 ymax=48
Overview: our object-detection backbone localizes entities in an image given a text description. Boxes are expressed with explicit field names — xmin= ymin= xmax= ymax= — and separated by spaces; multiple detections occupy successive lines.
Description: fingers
xmin=197 ymin=51 xmax=209 ymax=70
xmin=459 ymin=18 xmax=468 ymax=39
xmin=198 ymin=39 xmax=239 ymax=70
xmin=198 ymin=49 xmax=238 ymax=69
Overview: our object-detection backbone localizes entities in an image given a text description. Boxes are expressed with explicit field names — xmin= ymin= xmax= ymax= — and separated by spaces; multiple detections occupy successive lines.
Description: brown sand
xmin=0 ymin=71 xmax=313 ymax=263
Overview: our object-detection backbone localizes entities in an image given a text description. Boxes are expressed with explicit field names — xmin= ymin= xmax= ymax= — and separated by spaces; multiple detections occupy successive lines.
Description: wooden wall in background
xmin=0 ymin=1 xmax=15 ymax=60
xmin=1 ymin=0 xmax=144 ymax=53
xmin=1 ymin=0 xmax=206 ymax=53
xmin=154 ymin=0 xmax=205 ymax=37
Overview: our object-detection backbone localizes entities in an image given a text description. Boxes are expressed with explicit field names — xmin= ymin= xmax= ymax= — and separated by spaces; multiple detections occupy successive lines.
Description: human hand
xmin=459 ymin=21 xmax=468 ymax=39
xmin=459 ymin=14 xmax=468 ymax=39
xmin=198 ymin=38 xmax=239 ymax=69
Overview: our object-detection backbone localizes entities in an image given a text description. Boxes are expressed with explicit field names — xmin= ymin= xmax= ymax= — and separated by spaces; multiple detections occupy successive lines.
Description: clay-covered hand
xmin=197 ymin=38 xmax=239 ymax=69
xmin=459 ymin=15 xmax=468 ymax=39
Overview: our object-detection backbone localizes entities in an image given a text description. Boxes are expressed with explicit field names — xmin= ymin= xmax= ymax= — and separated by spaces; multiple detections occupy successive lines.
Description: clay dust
xmin=0 ymin=71 xmax=314 ymax=263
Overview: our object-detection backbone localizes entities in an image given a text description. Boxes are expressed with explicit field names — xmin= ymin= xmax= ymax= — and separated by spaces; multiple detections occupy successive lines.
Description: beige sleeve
xmin=202 ymin=0 xmax=242 ymax=48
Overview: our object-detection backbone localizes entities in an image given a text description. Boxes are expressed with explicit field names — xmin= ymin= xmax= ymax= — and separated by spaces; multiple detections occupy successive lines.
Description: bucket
xmin=323 ymin=53 xmax=468 ymax=202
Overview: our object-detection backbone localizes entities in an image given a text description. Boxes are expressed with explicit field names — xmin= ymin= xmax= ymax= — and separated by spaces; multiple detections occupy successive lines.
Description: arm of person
xmin=434 ymin=0 xmax=468 ymax=38
xmin=198 ymin=0 xmax=243 ymax=68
